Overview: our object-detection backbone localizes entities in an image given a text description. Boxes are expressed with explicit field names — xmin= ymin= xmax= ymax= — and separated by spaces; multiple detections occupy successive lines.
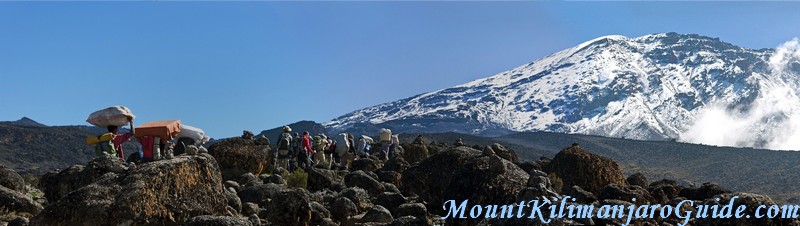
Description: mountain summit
xmin=326 ymin=33 xmax=800 ymax=149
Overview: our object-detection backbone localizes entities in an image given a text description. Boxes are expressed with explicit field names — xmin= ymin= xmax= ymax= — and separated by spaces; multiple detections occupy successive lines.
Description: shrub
xmin=285 ymin=169 xmax=308 ymax=189
xmin=548 ymin=172 xmax=564 ymax=193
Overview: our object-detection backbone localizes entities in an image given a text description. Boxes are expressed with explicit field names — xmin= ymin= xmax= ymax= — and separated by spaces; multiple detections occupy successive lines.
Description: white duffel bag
xmin=379 ymin=128 xmax=392 ymax=142
xmin=86 ymin=106 xmax=135 ymax=127
xmin=177 ymin=124 xmax=209 ymax=144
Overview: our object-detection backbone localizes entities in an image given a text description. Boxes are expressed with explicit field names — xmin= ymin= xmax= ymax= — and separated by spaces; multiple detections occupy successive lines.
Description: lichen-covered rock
xmin=209 ymin=138 xmax=271 ymax=180
xmin=306 ymin=167 xmax=344 ymax=192
xmin=0 ymin=165 xmax=26 ymax=192
xmin=679 ymin=182 xmax=731 ymax=201
xmin=350 ymin=158 xmax=381 ymax=172
xmin=360 ymin=205 xmax=393 ymax=224
xmin=543 ymin=146 xmax=626 ymax=194
xmin=597 ymin=184 xmax=654 ymax=205
xmin=310 ymin=201 xmax=330 ymax=224
xmin=626 ymin=172 xmax=648 ymax=188
xmin=345 ymin=170 xmax=385 ymax=196
xmin=392 ymin=203 xmax=427 ymax=221
xmin=339 ymin=187 xmax=372 ymax=211
xmin=31 ymin=154 xmax=227 ymax=226
xmin=403 ymin=146 xmax=528 ymax=225
xmin=331 ymin=197 xmax=358 ymax=222
xmin=489 ymin=143 xmax=518 ymax=163
xmin=400 ymin=141 xmax=429 ymax=164
xmin=39 ymin=155 xmax=128 ymax=202
xmin=265 ymin=188 xmax=312 ymax=226
xmin=183 ymin=215 xmax=254 ymax=226
xmin=375 ymin=192 xmax=405 ymax=212
xmin=0 ymin=185 xmax=43 ymax=219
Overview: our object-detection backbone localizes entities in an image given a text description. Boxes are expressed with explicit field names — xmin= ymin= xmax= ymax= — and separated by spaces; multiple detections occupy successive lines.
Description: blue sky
xmin=1 ymin=2 xmax=799 ymax=138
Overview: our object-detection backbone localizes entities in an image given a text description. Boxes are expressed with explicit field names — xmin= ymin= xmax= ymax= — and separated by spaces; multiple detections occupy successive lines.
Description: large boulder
xmin=209 ymin=138 xmax=271 ymax=180
xmin=350 ymin=159 xmax=381 ymax=172
xmin=0 ymin=185 xmax=43 ymax=219
xmin=0 ymin=165 xmax=26 ymax=192
xmin=331 ymin=197 xmax=359 ymax=222
xmin=543 ymin=146 xmax=626 ymax=194
xmin=402 ymin=146 xmax=529 ymax=224
xmin=401 ymin=135 xmax=430 ymax=164
xmin=306 ymin=168 xmax=344 ymax=192
xmin=31 ymin=154 xmax=228 ymax=226
xmin=360 ymin=205 xmax=393 ymax=224
xmin=39 ymin=155 xmax=128 ymax=202
xmin=236 ymin=183 xmax=312 ymax=226
xmin=344 ymin=170 xmax=385 ymax=196
xmin=489 ymin=143 xmax=518 ymax=163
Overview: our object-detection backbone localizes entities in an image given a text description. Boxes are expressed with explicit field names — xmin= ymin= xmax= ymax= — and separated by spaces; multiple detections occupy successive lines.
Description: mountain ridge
xmin=326 ymin=32 xmax=800 ymax=149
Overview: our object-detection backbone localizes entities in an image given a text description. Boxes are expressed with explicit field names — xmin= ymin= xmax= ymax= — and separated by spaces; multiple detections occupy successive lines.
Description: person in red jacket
xmin=298 ymin=131 xmax=315 ymax=170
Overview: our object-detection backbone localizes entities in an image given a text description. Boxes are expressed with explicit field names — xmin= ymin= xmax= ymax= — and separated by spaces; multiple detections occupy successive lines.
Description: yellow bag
xmin=86 ymin=133 xmax=114 ymax=145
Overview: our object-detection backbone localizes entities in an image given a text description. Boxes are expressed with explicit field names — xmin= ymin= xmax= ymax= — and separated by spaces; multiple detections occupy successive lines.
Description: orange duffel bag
xmin=135 ymin=120 xmax=181 ymax=142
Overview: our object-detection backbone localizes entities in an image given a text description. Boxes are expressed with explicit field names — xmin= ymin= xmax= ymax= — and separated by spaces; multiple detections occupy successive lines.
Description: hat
xmin=283 ymin=126 xmax=292 ymax=132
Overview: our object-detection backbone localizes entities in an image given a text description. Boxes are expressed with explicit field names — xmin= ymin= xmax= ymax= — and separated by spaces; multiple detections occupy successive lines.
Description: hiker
xmin=333 ymin=133 xmax=351 ymax=170
xmin=275 ymin=126 xmax=293 ymax=170
xmin=313 ymin=134 xmax=329 ymax=168
xmin=289 ymin=132 xmax=302 ymax=171
xmin=297 ymin=131 xmax=315 ymax=170
xmin=356 ymin=135 xmax=374 ymax=159
xmin=108 ymin=117 xmax=136 ymax=161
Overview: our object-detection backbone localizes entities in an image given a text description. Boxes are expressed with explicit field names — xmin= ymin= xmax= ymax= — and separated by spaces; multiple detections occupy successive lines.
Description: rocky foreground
xmin=0 ymin=134 xmax=797 ymax=226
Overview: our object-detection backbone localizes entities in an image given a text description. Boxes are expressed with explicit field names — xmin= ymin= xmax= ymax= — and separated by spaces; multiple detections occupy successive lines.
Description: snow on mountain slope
xmin=325 ymin=33 xmax=800 ymax=149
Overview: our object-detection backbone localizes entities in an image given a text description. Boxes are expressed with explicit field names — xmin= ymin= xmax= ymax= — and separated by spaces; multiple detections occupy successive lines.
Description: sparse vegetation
xmin=285 ymin=169 xmax=308 ymax=189
xmin=548 ymin=172 xmax=564 ymax=193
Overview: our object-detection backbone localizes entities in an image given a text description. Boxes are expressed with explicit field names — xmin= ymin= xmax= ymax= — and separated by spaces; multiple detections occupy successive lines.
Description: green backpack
xmin=94 ymin=140 xmax=116 ymax=157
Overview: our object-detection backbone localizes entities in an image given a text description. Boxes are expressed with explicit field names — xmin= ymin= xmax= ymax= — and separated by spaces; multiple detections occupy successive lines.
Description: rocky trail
xmin=0 ymin=132 xmax=796 ymax=226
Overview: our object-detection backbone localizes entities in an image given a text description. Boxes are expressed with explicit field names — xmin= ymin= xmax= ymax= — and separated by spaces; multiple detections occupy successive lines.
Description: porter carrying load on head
xmin=135 ymin=120 xmax=181 ymax=162
xmin=86 ymin=106 xmax=136 ymax=161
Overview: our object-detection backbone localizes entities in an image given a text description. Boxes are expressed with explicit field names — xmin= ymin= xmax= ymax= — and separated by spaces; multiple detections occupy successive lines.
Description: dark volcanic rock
xmin=361 ymin=205 xmax=393 ymax=223
xmin=237 ymin=183 xmax=285 ymax=207
xmin=310 ymin=201 xmax=331 ymax=224
xmin=208 ymin=138 xmax=271 ymax=180
xmin=626 ymin=172 xmax=648 ymax=188
xmin=375 ymin=192 xmax=406 ymax=212
xmin=489 ymin=143 xmax=518 ymax=163
xmin=680 ymin=182 xmax=731 ymax=201
xmin=392 ymin=203 xmax=427 ymax=221
xmin=0 ymin=185 xmax=43 ymax=218
xmin=345 ymin=170 xmax=385 ymax=196
xmin=648 ymin=180 xmax=684 ymax=204
xmin=340 ymin=187 xmax=372 ymax=211
xmin=403 ymin=146 xmax=529 ymax=223
xmin=331 ymin=197 xmax=359 ymax=222
xmin=183 ymin=215 xmax=254 ymax=226
xmin=564 ymin=186 xmax=596 ymax=204
xmin=543 ymin=146 xmax=626 ymax=194
xmin=350 ymin=158 xmax=381 ymax=172
xmin=40 ymin=155 xmax=128 ymax=202
xmin=31 ymin=154 xmax=227 ymax=226
xmin=0 ymin=165 xmax=26 ymax=192
xmin=597 ymin=184 xmax=654 ymax=205
xmin=265 ymin=188 xmax=312 ymax=226
xmin=400 ymin=142 xmax=429 ymax=164
xmin=390 ymin=216 xmax=429 ymax=226
xmin=694 ymin=193 xmax=800 ymax=226
xmin=306 ymin=168 xmax=344 ymax=192
xmin=225 ymin=191 xmax=242 ymax=214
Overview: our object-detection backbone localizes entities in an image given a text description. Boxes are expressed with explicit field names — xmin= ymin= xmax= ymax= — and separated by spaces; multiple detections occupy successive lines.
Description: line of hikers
xmin=274 ymin=126 xmax=398 ymax=171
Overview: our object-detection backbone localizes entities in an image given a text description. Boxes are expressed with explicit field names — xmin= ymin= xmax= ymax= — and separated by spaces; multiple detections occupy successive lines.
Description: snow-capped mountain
xmin=325 ymin=33 xmax=800 ymax=149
